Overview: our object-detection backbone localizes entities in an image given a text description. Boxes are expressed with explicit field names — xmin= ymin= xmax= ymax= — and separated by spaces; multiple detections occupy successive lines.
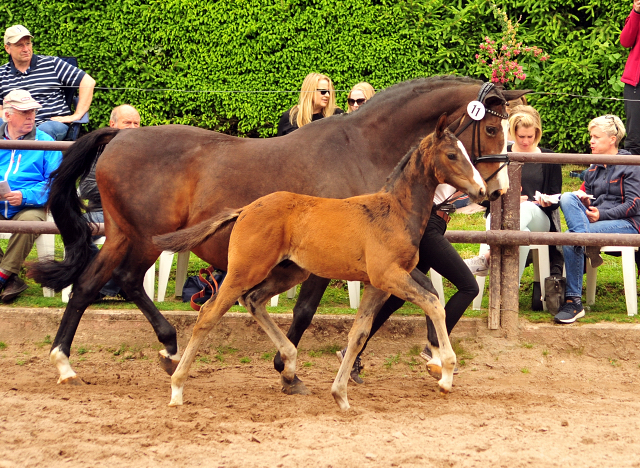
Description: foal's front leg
xmin=374 ymin=266 xmax=456 ymax=394
xmin=331 ymin=285 xmax=390 ymax=410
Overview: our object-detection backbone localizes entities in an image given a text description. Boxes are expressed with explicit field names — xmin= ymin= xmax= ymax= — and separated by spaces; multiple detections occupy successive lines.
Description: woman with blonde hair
xmin=346 ymin=82 xmax=375 ymax=113
xmin=276 ymin=73 xmax=342 ymax=136
xmin=466 ymin=105 xmax=563 ymax=286
xmin=556 ymin=114 xmax=640 ymax=324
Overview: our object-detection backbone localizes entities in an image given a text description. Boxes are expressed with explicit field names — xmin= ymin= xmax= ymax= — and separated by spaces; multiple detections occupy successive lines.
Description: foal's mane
xmin=382 ymin=130 xmax=436 ymax=190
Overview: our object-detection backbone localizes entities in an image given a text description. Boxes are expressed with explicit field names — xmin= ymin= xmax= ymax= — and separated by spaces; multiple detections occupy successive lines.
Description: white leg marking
xmin=159 ymin=348 xmax=180 ymax=361
xmin=169 ymin=382 xmax=184 ymax=407
xmin=50 ymin=345 xmax=77 ymax=384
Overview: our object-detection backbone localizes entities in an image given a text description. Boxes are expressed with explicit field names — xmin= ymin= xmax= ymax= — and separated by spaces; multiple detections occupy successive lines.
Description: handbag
xmin=544 ymin=275 xmax=566 ymax=315
xmin=181 ymin=266 xmax=225 ymax=311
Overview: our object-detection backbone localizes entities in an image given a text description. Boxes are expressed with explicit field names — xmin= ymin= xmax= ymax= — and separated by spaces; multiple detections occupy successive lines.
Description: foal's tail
xmin=28 ymin=128 xmax=121 ymax=290
xmin=153 ymin=209 xmax=242 ymax=253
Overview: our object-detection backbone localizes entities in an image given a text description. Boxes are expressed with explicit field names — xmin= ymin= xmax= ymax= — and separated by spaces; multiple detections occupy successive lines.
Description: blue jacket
xmin=0 ymin=124 xmax=62 ymax=219
xmin=584 ymin=149 xmax=640 ymax=232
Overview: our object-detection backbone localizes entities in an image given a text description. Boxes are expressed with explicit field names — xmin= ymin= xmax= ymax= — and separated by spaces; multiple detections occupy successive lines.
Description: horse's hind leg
xmin=331 ymin=285 xmax=390 ymax=410
xmin=373 ymin=266 xmax=456 ymax=395
xmin=169 ymin=285 xmax=242 ymax=406
xmin=244 ymin=264 xmax=312 ymax=395
xmin=113 ymin=245 xmax=180 ymax=375
xmin=273 ymin=274 xmax=331 ymax=373
xmin=50 ymin=240 xmax=127 ymax=385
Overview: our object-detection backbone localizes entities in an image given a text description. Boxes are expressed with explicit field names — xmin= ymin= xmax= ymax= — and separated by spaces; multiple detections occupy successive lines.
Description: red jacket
xmin=621 ymin=10 xmax=640 ymax=86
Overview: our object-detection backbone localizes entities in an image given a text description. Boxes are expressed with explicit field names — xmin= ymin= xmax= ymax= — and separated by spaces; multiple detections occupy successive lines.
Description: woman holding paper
xmin=555 ymin=115 xmax=640 ymax=324
xmin=465 ymin=105 xmax=562 ymax=281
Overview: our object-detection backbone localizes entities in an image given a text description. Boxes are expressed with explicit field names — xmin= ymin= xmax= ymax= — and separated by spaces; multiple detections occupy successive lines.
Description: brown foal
xmin=154 ymin=114 xmax=487 ymax=410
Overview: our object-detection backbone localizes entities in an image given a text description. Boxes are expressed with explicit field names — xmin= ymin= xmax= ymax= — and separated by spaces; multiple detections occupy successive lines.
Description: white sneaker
xmin=465 ymin=255 xmax=489 ymax=276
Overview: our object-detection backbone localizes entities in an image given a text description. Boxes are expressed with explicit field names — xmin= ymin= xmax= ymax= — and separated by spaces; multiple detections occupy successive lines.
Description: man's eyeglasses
xmin=348 ymin=98 xmax=366 ymax=106
xmin=317 ymin=89 xmax=330 ymax=96
xmin=605 ymin=115 xmax=619 ymax=136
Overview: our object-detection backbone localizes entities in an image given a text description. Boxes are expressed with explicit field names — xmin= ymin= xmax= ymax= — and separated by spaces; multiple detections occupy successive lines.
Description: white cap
xmin=4 ymin=25 xmax=32 ymax=45
xmin=3 ymin=89 xmax=42 ymax=111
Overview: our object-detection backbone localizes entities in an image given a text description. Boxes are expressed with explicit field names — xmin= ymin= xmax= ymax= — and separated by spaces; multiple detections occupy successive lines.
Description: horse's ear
xmin=501 ymin=89 xmax=531 ymax=102
xmin=435 ymin=113 xmax=448 ymax=139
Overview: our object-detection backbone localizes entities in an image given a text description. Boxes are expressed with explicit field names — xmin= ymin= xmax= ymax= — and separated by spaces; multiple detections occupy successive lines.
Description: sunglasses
xmin=348 ymin=98 xmax=366 ymax=106
xmin=317 ymin=89 xmax=330 ymax=96
xmin=604 ymin=115 xmax=618 ymax=136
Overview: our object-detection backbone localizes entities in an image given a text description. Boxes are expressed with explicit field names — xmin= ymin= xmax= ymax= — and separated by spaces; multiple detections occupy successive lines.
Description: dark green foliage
xmin=0 ymin=0 xmax=629 ymax=150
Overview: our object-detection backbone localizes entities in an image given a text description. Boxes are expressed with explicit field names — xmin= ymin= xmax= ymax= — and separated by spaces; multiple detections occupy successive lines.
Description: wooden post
xmin=499 ymin=163 xmax=522 ymax=338
xmin=487 ymin=196 xmax=502 ymax=329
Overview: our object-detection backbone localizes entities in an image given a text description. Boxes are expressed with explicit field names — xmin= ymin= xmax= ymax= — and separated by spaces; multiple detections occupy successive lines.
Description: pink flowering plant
xmin=476 ymin=5 xmax=549 ymax=84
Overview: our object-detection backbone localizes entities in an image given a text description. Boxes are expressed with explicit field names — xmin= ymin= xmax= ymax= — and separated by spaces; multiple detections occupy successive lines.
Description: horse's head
xmin=430 ymin=113 xmax=486 ymax=203
xmin=452 ymin=84 xmax=530 ymax=201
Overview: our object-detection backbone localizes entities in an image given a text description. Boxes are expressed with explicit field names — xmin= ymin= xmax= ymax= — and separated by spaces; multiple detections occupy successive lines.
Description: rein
xmin=447 ymin=82 xmax=510 ymax=184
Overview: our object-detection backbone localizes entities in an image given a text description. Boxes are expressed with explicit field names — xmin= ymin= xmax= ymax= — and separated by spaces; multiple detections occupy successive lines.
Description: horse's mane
xmin=351 ymin=75 xmax=481 ymax=112
xmin=382 ymin=135 xmax=431 ymax=190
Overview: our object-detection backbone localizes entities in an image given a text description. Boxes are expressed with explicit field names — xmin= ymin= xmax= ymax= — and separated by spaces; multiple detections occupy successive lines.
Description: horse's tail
xmin=153 ymin=209 xmax=242 ymax=253
xmin=28 ymin=128 xmax=121 ymax=290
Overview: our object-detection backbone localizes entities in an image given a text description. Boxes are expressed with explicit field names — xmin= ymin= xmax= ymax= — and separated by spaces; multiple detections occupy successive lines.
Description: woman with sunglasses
xmin=346 ymin=82 xmax=375 ymax=113
xmin=555 ymin=114 xmax=640 ymax=324
xmin=276 ymin=73 xmax=342 ymax=136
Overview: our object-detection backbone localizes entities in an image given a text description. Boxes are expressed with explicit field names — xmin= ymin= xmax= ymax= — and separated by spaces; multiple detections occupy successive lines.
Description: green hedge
xmin=0 ymin=0 xmax=631 ymax=151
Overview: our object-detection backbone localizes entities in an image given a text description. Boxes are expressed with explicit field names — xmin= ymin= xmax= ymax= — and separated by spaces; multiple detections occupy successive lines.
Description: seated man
xmin=79 ymin=104 xmax=140 ymax=299
xmin=0 ymin=25 xmax=96 ymax=141
xmin=0 ymin=89 xmax=62 ymax=301
xmin=556 ymin=114 xmax=640 ymax=324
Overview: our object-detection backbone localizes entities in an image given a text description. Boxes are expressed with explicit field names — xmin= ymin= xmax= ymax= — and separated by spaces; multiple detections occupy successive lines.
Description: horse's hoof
xmin=426 ymin=363 xmax=442 ymax=381
xmin=281 ymin=375 xmax=311 ymax=395
xmin=332 ymin=392 xmax=351 ymax=411
xmin=58 ymin=375 xmax=84 ymax=386
xmin=158 ymin=350 xmax=180 ymax=376
xmin=439 ymin=387 xmax=450 ymax=396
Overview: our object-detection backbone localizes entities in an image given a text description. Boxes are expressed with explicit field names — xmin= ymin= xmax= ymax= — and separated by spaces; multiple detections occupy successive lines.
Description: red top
xmin=621 ymin=10 xmax=640 ymax=86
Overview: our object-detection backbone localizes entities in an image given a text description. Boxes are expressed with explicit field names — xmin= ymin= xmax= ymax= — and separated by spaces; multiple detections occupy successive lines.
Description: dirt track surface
xmin=2 ymin=332 xmax=640 ymax=468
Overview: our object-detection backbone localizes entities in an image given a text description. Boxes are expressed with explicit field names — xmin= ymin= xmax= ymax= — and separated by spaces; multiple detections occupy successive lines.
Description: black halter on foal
xmin=448 ymin=82 xmax=510 ymax=184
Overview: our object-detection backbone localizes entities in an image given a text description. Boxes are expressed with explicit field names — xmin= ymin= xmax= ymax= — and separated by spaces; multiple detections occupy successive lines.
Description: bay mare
xmin=30 ymin=76 xmax=526 ymax=387
xmin=154 ymin=115 xmax=487 ymax=410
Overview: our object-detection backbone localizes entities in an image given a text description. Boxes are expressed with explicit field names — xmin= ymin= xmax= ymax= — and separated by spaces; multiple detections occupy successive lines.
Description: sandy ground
xmin=2 ymin=332 xmax=640 ymax=468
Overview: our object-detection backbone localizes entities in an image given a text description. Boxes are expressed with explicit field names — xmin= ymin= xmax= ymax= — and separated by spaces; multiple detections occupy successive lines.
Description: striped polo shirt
xmin=0 ymin=55 xmax=85 ymax=124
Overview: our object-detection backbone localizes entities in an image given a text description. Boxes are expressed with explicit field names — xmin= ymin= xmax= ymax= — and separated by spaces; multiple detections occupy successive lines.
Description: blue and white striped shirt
xmin=0 ymin=55 xmax=85 ymax=124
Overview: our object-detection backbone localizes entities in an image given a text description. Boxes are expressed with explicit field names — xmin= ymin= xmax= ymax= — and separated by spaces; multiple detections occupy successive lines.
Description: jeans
xmin=83 ymin=210 xmax=121 ymax=297
xmin=560 ymin=192 xmax=637 ymax=297
xmin=0 ymin=208 xmax=46 ymax=275
xmin=37 ymin=120 xmax=69 ymax=141
xmin=487 ymin=201 xmax=550 ymax=282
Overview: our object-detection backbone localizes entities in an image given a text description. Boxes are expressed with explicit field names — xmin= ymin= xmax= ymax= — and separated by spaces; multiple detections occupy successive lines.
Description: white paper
xmin=572 ymin=189 xmax=595 ymax=200
xmin=0 ymin=180 xmax=11 ymax=196
xmin=534 ymin=191 xmax=560 ymax=204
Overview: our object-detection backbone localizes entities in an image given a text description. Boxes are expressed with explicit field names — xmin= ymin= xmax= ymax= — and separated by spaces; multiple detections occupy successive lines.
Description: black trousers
xmin=624 ymin=84 xmax=640 ymax=155
xmin=359 ymin=210 xmax=479 ymax=354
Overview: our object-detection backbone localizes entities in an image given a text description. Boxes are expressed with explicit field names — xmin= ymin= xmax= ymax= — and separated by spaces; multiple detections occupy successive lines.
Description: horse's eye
xmin=447 ymin=153 xmax=457 ymax=160
xmin=486 ymin=126 xmax=497 ymax=136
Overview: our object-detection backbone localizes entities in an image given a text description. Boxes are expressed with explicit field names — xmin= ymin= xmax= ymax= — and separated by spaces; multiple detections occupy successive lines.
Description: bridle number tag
xmin=467 ymin=101 xmax=486 ymax=121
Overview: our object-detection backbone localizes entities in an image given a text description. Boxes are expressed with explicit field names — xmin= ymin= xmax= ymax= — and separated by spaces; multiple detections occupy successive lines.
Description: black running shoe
xmin=554 ymin=298 xmax=585 ymax=324
xmin=336 ymin=348 xmax=364 ymax=384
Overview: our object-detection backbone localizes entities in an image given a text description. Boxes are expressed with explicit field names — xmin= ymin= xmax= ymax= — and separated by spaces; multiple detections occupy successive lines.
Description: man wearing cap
xmin=0 ymin=25 xmax=95 ymax=141
xmin=0 ymin=89 xmax=62 ymax=301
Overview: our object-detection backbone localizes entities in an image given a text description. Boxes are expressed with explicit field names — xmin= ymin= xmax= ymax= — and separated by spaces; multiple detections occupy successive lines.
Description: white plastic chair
xmin=429 ymin=269 xmax=446 ymax=307
xmin=472 ymin=244 xmax=550 ymax=311
xmin=61 ymin=236 xmax=155 ymax=302
xmin=270 ymin=281 xmax=362 ymax=309
xmin=157 ymin=251 xmax=190 ymax=302
xmin=0 ymin=212 xmax=55 ymax=297
xmin=586 ymin=246 xmax=638 ymax=316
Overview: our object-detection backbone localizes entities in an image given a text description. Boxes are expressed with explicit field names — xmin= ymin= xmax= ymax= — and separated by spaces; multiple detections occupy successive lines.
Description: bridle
xmin=447 ymin=82 xmax=510 ymax=184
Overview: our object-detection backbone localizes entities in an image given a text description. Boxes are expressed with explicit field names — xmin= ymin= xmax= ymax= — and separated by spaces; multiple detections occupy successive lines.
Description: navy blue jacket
xmin=584 ymin=149 xmax=640 ymax=232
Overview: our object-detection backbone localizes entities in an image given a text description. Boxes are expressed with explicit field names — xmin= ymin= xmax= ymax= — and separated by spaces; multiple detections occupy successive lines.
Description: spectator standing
xmin=79 ymin=104 xmax=141 ymax=299
xmin=0 ymin=25 xmax=96 ymax=141
xmin=276 ymin=73 xmax=342 ymax=136
xmin=556 ymin=115 xmax=640 ymax=324
xmin=621 ymin=0 xmax=640 ymax=154
xmin=0 ymin=89 xmax=62 ymax=301
xmin=346 ymin=82 xmax=375 ymax=113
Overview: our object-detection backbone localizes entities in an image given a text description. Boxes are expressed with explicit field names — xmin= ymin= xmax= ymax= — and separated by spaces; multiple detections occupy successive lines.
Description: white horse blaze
xmin=50 ymin=345 xmax=77 ymax=383
xmin=457 ymin=141 xmax=485 ymax=188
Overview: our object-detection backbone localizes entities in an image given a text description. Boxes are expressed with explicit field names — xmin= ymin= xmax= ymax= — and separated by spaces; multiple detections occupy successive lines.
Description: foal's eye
xmin=447 ymin=153 xmax=457 ymax=160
